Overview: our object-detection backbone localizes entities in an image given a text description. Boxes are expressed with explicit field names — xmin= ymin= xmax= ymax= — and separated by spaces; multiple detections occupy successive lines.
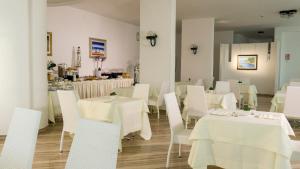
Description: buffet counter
xmin=73 ymin=78 xmax=134 ymax=99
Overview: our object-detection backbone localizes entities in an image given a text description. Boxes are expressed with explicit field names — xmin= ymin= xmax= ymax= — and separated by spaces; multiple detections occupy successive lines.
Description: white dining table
xmin=182 ymin=92 xmax=237 ymax=120
xmin=77 ymin=96 xmax=152 ymax=150
xmin=188 ymin=110 xmax=294 ymax=169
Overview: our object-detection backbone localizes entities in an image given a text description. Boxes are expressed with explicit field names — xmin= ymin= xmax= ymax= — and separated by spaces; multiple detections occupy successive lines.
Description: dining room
xmin=1 ymin=0 xmax=300 ymax=169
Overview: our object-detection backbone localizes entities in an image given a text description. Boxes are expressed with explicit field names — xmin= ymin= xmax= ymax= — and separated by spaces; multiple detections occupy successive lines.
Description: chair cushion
xmin=174 ymin=129 xmax=192 ymax=145
xmin=148 ymin=97 xmax=157 ymax=106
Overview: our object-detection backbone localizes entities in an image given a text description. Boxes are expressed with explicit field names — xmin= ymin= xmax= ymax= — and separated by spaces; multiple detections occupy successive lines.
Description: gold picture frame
xmin=89 ymin=37 xmax=107 ymax=58
xmin=47 ymin=32 xmax=52 ymax=56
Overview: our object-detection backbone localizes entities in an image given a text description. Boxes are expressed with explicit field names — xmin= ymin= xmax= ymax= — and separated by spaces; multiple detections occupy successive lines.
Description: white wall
xmin=275 ymin=26 xmax=300 ymax=89
xmin=220 ymin=43 xmax=276 ymax=95
xmin=47 ymin=6 xmax=139 ymax=76
xmin=214 ymin=31 xmax=234 ymax=81
xmin=181 ymin=18 xmax=215 ymax=81
xmin=139 ymin=0 xmax=176 ymax=89
xmin=0 ymin=0 xmax=48 ymax=135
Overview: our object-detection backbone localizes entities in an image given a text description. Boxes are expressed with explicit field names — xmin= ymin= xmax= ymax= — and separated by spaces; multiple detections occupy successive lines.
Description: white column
xmin=139 ymin=0 xmax=176 ymax=91
xmin=181 ymin=18 xmax=215 ymax=82
xmin=30 ymin=0 xmax=48 ymax=129
xmin=0 ymin=0 xmax=48 ymax=135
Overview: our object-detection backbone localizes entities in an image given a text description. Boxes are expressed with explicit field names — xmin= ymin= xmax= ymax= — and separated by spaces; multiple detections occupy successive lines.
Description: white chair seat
xmin=174 ymin=129 xmax=192 ymax=145
xmin=148 ymin=96 xmax=157 ymax=106
xmin=285 ymin=114 xmax=300 ymax=120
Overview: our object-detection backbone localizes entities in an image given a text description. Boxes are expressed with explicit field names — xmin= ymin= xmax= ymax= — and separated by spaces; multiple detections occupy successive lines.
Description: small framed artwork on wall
xmin=89 ymin=37 xmax=107 ymax=58
xmin=237 ymin=54 xmax=258 ymax=70
xmin=47 ymin=32 xmax=52 ymax=56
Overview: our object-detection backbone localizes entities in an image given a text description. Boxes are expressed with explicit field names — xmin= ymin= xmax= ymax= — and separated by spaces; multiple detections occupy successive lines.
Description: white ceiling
xmin=48 ymin=0 xmax=300 ymax=31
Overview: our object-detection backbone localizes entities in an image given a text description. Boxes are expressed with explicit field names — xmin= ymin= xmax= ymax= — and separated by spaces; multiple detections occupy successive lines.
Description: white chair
xmin=0 ymin=108 xmax=41 ymax=169
xmin=65 ymin=119 xmax=120 ymax=169
xmin=164 ymin=92 xmax=192 ymax=168
xmin=283 ymin=86 xmax=300 ymax=121
xmin=290 ymin=82 xmax=300 ymax=86
xmin=57 ymin=90 xmax=81 ymax=152
xmin=185 ymin=85 xmax=211 ymax=129
xmin=229 ymin=80 xmax=244 ymax=108
xmin=195 ymin=79 xmax=204 ymax=86
xmin=132 ymin=83 xmax=150 ymax=103
xmin=291 ymin=140 xmax=300 ymax=162
xmin=148 ymin=81 xmax=170 ymax=119
xmin=215 ymin=81 xmax=231 ymax=94
xmin=203 ymin=77 xmax=214 ymax=90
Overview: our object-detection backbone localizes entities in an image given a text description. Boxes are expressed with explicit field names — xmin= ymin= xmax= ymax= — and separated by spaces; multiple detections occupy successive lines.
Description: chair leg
xmin=59 ymin=131 xmax=65 ymax=153
xmin=178 ymin=144 xmax=182 ymax=158
xmin=157 ymin=105 xmax=160 ymax=119
xmin=185 ymin=115 xmax=189 ymax=129
xmin=166 ymin=141 xmax=173 ymax=168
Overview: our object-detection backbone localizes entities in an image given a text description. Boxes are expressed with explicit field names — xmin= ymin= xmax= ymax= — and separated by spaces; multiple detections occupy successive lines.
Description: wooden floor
xmin=1 ymin=95 xmax=300 ymax=169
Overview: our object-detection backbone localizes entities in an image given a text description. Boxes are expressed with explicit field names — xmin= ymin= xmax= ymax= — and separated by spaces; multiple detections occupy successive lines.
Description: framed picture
xmin=89 ymin=38 xmax=107 ymax=58
xmin=47 ymin=32 xmax=52 ymax=56
xmin=237 ymin=54 xmax=258 ymax=70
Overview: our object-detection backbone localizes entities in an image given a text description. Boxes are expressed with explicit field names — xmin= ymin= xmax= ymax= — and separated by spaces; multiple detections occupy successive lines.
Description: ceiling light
xmin=279 ymin=9 xmax=298 ymax=18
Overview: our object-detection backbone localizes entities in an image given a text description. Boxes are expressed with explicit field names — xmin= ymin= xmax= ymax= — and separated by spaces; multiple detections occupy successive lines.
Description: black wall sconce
xmin=190 ymin=44 xmax=198 ymax=55
xmin=146 ymin=32 xmax=158 ymax=47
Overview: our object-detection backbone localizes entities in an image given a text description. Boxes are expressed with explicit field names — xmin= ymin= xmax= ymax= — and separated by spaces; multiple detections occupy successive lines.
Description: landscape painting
xmin=89 ymin=38 xmax=107 ymax=58
xmin=237 ymin=55 xmax=258 ymax=70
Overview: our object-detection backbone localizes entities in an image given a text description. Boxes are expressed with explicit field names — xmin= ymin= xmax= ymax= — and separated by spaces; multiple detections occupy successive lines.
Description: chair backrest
xmin=132 ymin=83 xmax=150 ymax=103
xmin=164 ymin=93 xmax=184 ymax=132
xmin=215 ymin=81 xmax=231 ymax=94
xmin=290 ymin=82 xmax=300 ymax=87
xmin=57 ymin=90 xmax=81 ymax=133
xmin=195 ymin=79 xmax=204 ymax=86
xmin=157 ymin=81 xmax=170 ymax=106
xmin=0 ymin=108 xmax=41 ymax=169
xmin=203 ymin=77 xmax=214 ymax=90
xmin=284 ymin=86 xmax=300 ymax=117
xmin=65 ymin=119 xmax=120 ymax=169
xmin=186 ymin=85 xmax=208 ymax=114
xmin=228 ymin=80 xmax=241 ymax=99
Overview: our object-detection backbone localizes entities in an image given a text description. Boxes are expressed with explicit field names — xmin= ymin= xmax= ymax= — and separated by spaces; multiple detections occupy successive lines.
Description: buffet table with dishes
xmin=188 ymin=110 xmax=294 ymax=169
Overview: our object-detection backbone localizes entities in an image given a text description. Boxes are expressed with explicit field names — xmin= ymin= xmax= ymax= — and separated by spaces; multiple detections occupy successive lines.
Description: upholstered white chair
xmin=164 ymin=92 xmax=192 ymax=168
xmin=57 ymin=90 xmax=81 ymax=152
xmin=229 ymin=80 xmax=244 ymax=108
xmin=148 ymin=81 xmax=170 ymax=119
xmin=65 ymin=119 xmax=120 ymax=169
xmin=290 ymin=82 xmax=300 ymax=87
xmin=0 ymin=108 xmax=41 ymax=169
xmin=283 ymin=86 xmax=300 ymax=120
xmin=203 ymin=77 xmax=214 ymax=90
xmin=195 ymin=79 xmax=204 ymax=86
xmin=185 ymin=85 xmax=211 ymax=129
xmin=215 ymin=81 xmax=231 ymax=94
xmin=132 ymin=83 xmax=150 ymax=103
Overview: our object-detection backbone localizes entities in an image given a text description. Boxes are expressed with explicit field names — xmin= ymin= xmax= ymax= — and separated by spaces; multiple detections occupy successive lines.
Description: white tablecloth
xmin=78 ymin=96 xmax=152 ymax=142
xmin=112 ymin=86 xmax=158 ymax=98
xmin=73 ymin=79 xmax=134 ymax=99
xmin=182 ymin=92 xmax=237 ymax=120
xmin=270 ymin=91 xmax=285 ymax=113
xmin=48 ymin=91 xmax=61 ymax=123
xmin=188 ymin=111 xmax=294 ymax=169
